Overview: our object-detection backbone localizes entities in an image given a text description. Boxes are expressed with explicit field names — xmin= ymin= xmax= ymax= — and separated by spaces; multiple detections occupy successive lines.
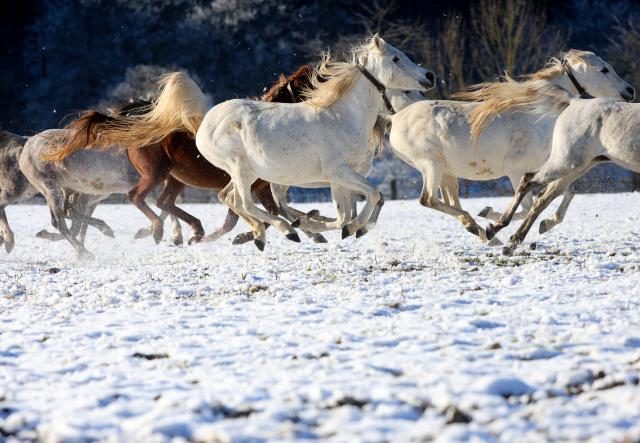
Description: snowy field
xmin=1 ymin=194 xmax=640 ymax=443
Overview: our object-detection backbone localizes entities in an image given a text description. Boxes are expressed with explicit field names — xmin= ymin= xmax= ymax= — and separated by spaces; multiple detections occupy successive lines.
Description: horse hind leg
xmin=418 ymin=162 xmax=487 ymax=241
xmin=128 ymin=173 xmax=166 ymax=244
xmin=223 ymin=184 xmax=267 ymax=251
xmin=539 ymin=188 xmax=575 ymax=235
xmin=155 ymin=177 xmax=204 ymax=245
xmin=232 ymin=171 xmax=300 ymax=250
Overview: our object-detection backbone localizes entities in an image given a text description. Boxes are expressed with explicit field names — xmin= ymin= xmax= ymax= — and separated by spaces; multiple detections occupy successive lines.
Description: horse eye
xmin=392 ymin=56 xmax=400 ymax=63
xmin=600 ymin=67 xmax=610 ymax=74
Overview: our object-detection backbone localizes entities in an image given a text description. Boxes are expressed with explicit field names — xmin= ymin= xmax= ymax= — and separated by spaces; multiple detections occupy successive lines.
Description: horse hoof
xmin=5 ymin=241 xmax=14 ymax=254
xmin=355 ymin=228 xmax=368 ymax=238
xmin=465 ymin=226 xmax=480 ymax=237
xmin=312 ymin=234 xmax=328 ymax=244
xmin=341 ymin=226 xmax=351 ymax=240
xmin=307 ymin=209 xmax=320 ymax=218
xmin=485 ymin=224 xmax=497 ymax=241
xmin=254 ymin=239 xmax=265 ymax=251
xmin=529 ymin=242 xmax=537 ymax=250
xmin=477 ymin=207 xmax=492 ymax=218
xmin=285 ymin=232 xmax=301 ymax=243
xmin=153 ymin=231 xmax=163 ymax=244
xmin=188 ymin=235 xmax=203 ymax=245
xmin=233 ymin=232 xmax=254 ymax=245
xmin=103 ymin=227 xmax=115 ymax=238
xmin=134 ymin=228 xmax=151 ymax=239
xmin=78 ymin=250 xmax=95 ymax=261
xmin=173 ymin=236 xmax=184 ymax=246
xmin=291 ymin=218 xmax=301 ymax=228
xmin=539 ymin=220 xmax=549 ymax=235
xmin=502 ymin=245 xmax=516 ymax=256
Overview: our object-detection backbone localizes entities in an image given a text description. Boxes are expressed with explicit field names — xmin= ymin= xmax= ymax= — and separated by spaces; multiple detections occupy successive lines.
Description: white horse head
xmin=361 ymin=34 xmax=435 ymax=92
xmin=562 ymin=50 xmax=635 ymax=102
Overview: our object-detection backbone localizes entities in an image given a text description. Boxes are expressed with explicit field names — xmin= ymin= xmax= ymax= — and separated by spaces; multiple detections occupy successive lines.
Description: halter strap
xmin=356 ymin=62 xmax=395 ymax=114
xmin=561 ymin=59 xmax=591 ymax=99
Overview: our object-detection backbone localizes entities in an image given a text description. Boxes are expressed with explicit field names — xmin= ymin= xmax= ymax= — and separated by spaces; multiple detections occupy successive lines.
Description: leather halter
xmin=356 ymin=62 xmax=395 ymax=114
xmin=561 ymin=59 xmax=591 ymax=99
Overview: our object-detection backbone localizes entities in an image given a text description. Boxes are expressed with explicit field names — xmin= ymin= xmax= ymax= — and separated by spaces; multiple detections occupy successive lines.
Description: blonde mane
xmin=97 ymin=71 xmax=208 ymax=148
xmin=454 ymin=50 xmax=591 ymax=141
xmin=301 ymin=40 xmax=372 ymax=108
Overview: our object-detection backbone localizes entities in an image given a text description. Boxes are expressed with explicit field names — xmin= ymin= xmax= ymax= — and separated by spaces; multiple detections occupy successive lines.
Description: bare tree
xmin=414 ymin=14 xmax=468 ymax=98
xmin=469 ymin=0 xmax=566 ymax=80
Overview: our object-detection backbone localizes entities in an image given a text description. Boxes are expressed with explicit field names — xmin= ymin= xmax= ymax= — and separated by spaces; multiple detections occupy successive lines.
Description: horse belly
xmin=59 ymin=152 xmax=137 ymax=195
xmin=169 ymin=147 xmax=230 ymax=190
xmin=442 ymin=135 xmax=507 ymax=180
xmin=247 ymin=151 xmax=324 ymax=185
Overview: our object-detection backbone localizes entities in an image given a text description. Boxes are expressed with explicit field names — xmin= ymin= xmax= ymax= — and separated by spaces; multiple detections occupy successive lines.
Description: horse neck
xmin=548 ymin=72 xmax=580 ymax=97
xmin=329 ymin=74 xmax=381 ymax=136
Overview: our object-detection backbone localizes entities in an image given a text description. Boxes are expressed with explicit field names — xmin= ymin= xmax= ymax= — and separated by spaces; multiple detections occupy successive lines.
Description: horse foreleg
xmin=480 ymin=173 xmax=535 ymax=222
xmin=503 ymin=179 xmax=570 ymax=255
xmin=0 ymin=200 xmax=14 ymax=253
xmin=485 ymin=173 xmax=538 ymax=241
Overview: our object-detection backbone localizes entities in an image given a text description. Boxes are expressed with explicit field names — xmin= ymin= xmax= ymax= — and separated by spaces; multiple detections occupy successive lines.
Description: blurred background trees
xmin=2 ymin=0 xmax=640 ymax=200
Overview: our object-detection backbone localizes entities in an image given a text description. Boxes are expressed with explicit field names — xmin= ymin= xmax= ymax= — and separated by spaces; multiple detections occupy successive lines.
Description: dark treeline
xmin=2 ymin=0 xmax=640 ymax=200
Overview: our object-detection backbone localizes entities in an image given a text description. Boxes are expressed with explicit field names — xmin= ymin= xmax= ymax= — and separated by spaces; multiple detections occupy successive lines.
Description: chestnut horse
xmin=44 ymin=66 xmax=316 ymax=245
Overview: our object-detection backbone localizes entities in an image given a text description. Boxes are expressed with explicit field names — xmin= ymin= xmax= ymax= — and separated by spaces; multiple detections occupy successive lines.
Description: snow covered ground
xmin=1 ymin=194 xmax=640 ymax=443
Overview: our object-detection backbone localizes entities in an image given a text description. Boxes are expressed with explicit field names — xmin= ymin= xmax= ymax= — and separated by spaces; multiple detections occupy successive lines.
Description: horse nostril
xmin=425 ymin=72 xmax=435 ymax=84
xmin=627 ymin=86 xmax=635 ymax=97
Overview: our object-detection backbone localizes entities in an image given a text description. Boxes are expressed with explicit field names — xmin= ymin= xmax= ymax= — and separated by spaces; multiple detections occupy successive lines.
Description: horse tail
xmin=369 ymin=114 xmax=393 ymax=156
xmin=41 ymin=111 xmax=111 ymax=162
xmin=454 ymin=76 xmax=572 ymax=142
xmin=99 ymin=71 xmax=208 ymax=148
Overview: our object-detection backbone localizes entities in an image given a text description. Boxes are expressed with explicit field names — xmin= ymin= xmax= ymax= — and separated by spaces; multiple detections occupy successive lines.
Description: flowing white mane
xmin=301 ymin=39 xmax=375 ymax=108
xmin=455 ymin=50 xmax=592 ymax=141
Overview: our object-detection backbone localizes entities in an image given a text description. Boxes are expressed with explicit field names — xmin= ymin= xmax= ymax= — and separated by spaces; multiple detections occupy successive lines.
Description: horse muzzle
xmin=622 ymin=86 xmax=635 ymax=102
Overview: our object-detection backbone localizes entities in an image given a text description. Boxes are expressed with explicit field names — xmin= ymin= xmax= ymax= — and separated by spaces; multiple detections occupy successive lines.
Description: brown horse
xmin=43 ymin=66 xmax=316 ymax=245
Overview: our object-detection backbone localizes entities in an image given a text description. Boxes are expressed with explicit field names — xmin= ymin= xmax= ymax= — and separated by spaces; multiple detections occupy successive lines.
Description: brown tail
xmin=41 ymin=111 xmax=112 ymax=162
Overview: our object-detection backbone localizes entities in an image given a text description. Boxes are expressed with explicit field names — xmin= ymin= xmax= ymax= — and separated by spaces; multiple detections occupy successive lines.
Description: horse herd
xmin=1 ymin=35 xmax=638 ymax=258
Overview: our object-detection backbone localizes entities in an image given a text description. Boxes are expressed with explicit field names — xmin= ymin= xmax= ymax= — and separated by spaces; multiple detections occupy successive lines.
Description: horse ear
xmin=372 ymin=34 xmax=383 ymax=51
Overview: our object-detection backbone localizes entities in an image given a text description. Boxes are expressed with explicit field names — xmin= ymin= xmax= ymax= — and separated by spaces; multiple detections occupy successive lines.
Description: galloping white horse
xmin=379 ymin=50 xmax=633 ymax=240
xmin=484 ymin=82 xmax=640 ymax=254
xmin=196 ymin=35 xmax=434 ymax=250
xmin=269 ymin=88 xmax=427 ymax=239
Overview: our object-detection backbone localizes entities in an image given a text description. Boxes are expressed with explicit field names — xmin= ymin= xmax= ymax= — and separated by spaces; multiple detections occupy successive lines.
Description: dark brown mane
xmin=258 ymin=65 xmax=313 ymax=103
